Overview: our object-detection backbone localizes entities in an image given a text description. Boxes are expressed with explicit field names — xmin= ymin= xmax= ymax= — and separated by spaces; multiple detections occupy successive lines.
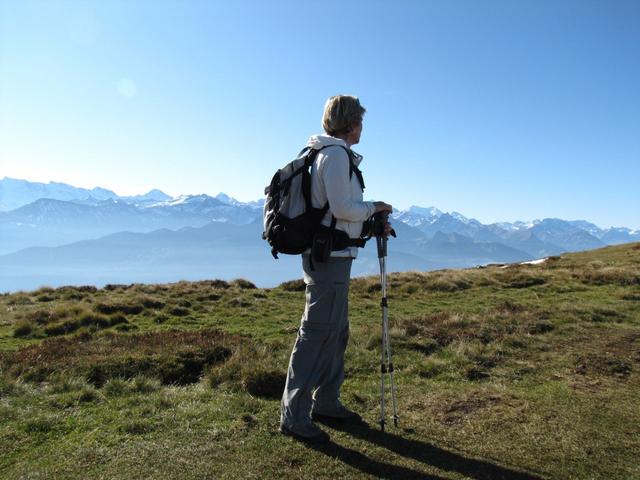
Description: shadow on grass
xmin=313 ymin=419 xmax=546 ymax=480
xmin=307 ymin=440 xmax=448 ymax=480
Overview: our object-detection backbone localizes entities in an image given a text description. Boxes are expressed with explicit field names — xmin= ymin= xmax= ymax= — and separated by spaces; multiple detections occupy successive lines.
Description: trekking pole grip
xmin=373 ymin=211 xmax=395 ymax=259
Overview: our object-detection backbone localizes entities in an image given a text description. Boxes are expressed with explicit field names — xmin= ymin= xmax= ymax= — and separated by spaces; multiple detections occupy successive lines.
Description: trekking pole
xmin=374 ymin=212 xmax=398 ymax=431
xmin=378 ymin=234 xmax=386 ymax=432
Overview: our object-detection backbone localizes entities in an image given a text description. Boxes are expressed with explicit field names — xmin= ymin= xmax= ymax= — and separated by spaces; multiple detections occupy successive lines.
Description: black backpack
xmin=262 ymin=145 xmax=366 ymax=259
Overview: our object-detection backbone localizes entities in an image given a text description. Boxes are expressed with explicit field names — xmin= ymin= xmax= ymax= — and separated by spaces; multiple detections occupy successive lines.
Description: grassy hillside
xmin=1 ymin=243 xmax=639 ymax=479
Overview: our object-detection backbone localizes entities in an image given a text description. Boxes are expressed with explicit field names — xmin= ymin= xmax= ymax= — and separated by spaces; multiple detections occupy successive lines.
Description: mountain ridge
xmin=1 ymin=177 xmax=639 ymax=291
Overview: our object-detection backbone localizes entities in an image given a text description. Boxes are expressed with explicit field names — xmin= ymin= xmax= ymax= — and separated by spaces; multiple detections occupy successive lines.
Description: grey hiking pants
xmin=280 ymin=254 xmax=353 ymax=428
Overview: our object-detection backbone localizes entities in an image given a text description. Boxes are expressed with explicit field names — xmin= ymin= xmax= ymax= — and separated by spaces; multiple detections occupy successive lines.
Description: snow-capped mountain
xmin=390 ymin=208 xmax=635 ymax=257
xmin=491 ymin=219 xmax=639 ymax=246
xmin=214 ymin=193 xmax=246 ymax=207
xmin=394 ymin=208 xmax=502 ymax=244
xmin=567 ymin=220 xmax=603 ymax=237
xmin=0 ymin=177 xmax=117 ymax=211
xmin=2 ymin=198 xmax=142 ymax=227
xmin=450 ymin=211 xmax=471 ymax=223
xmin=0 ymin=190 xmax=262 ymax=254
xmin=0 ymin=176 xmax=178 ymax=210
xmin=528 ymin=218 xmax=605 ymax=252
xmin=599 ymin=227 xmax=640 ymax=245
xmin=0 ymin=217 xmax=532 ymax=291
xmin=392 ymin=206 xmax=442 ymax=228
xmin=0 ymin=177 xmax=638 ymax=291
xmin=121 ymin=189 xmax=173 ymax=205
xmin=144 ymin=194 xmax=260 ymax=224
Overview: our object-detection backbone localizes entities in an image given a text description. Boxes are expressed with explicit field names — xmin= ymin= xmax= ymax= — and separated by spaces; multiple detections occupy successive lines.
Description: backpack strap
xmin=315 ymin=144 xmax=368 ymax=250
xmin=301 ymin=159 xmax=313 ymax=212
xmin=329 ymin=145 xmax=365 ymax=192
xmin=327 ymin=214 xmax=368 ymax=250
xmin=349 ymin=159 xmax=365 ymax=192
xmin=302 ymin=146 xmax=332 ymax=215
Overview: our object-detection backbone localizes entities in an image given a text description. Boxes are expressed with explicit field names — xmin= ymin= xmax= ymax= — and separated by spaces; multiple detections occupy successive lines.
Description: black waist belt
xmin=309 ymin=221 xmax=369 ymax=270
xmin=333 ymin=235 xmax=367 ymax=250
xmin=316 ymin=224 xmax=367 ymax=251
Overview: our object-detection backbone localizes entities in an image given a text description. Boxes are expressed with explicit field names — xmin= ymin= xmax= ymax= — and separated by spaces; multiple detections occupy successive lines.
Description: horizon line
xmin=1 ymin=175 xmax=637 ymax=231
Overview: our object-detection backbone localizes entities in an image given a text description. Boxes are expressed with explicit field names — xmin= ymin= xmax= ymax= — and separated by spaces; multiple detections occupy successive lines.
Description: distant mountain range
xmin=390 ymin=207 xmax=632 ymax=257
xmin=0 ymin=176 xmax=638 ymax=291
xmin=0 ymin=178 xmax=263 ymax=254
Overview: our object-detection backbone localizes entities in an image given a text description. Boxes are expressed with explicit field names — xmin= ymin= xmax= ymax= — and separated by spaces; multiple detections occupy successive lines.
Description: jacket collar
xmin=306 ymin=134 xmax=364 ymax=166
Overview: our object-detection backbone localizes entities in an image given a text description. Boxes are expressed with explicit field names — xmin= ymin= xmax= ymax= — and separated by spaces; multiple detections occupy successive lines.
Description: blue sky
xmin=1 ymin=0 xmax=639 ymax=228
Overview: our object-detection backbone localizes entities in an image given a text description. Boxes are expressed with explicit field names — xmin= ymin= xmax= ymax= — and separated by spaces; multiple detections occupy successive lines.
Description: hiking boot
xmin=311 ymin=404 xmax=363 ymax=423
xmin=279 ymin=422 xmax=330 ymax=444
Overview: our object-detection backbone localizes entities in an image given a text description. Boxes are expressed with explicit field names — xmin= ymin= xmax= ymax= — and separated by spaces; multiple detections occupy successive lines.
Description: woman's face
xmin=347 ymin=121 xmax=363 ymax=146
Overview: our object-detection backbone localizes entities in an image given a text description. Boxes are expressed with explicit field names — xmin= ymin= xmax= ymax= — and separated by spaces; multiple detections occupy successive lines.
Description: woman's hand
xmin=373 ymin=201 xmax=393 ymax=213
xmin=382 ymin=221 xmax=394 ymax=238
xmin=370 ymin=202 xmax=394 ymax=238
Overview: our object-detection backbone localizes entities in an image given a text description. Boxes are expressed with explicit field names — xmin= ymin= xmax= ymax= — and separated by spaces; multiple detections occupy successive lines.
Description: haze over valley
xmin=1 ymin=177 xmax=638 ymax=292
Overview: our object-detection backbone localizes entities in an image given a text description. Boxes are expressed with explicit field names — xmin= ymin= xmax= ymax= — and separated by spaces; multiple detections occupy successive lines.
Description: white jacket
xmin=306 ymin=134 xmax=376 ymax=258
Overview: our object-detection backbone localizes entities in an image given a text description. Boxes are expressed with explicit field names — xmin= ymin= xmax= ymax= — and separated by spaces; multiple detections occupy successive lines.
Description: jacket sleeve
xmin=321 ymin=147 xmax=376 ymax=222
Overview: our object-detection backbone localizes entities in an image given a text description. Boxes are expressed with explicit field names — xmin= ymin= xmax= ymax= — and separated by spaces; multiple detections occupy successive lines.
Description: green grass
xmin=1 ymin=244 xmax=639 ymax=479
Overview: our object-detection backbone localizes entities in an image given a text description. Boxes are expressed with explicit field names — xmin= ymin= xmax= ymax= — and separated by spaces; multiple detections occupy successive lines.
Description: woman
xmin=280 ymin=95 xmax=393 ymax=443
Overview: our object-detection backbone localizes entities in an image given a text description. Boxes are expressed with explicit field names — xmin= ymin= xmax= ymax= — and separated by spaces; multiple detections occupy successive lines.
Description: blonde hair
xmin=322 ymin=95 xmax=366 ymax=137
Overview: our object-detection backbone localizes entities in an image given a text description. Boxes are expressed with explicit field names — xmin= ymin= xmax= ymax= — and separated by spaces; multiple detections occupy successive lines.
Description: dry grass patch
xmin=12 ymin=303 xmax=128 ymax=338
xmin=568 ymin=329 xmax=639 ymax=388
xmin=23 ymin=303 xmax=86 ymax=325
xmin=94 ymin=301 xmax=144 ymax=315
xmin=278 ymin=278 xmax=306 ymax=292
xmin=352 ymin=270 xmax=473 ymax=295
xmin=0 ymin=329 xmax=238 ymax=386
xmin=577 ymin=266 xmax=640 ymax=286
xmin=230 ymin=278 xmax=257 ymax=289
xmin=494 ymin=267 xmax=548 ymax=289
xmin=621 ymin=292 xmax=640 ymax=301
xmin=57 ymin=285 xmax=98 ymax=300
xmin=43 ymin=311 xmax=113 ymax=336
xmin=207 ymin=342 xmax=286 ymax=399
xmin=6 ymin=293 xmax=33 ymax=306
xmin=574 ymin=355 xmax=633 ymax=379
xmin=165 ymin=305 xmax=191 ymax=316
xmin=436 ymin=391 xmax=508 ymax=425
xmin=399 ymin=312 xmax=472 ymax=348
